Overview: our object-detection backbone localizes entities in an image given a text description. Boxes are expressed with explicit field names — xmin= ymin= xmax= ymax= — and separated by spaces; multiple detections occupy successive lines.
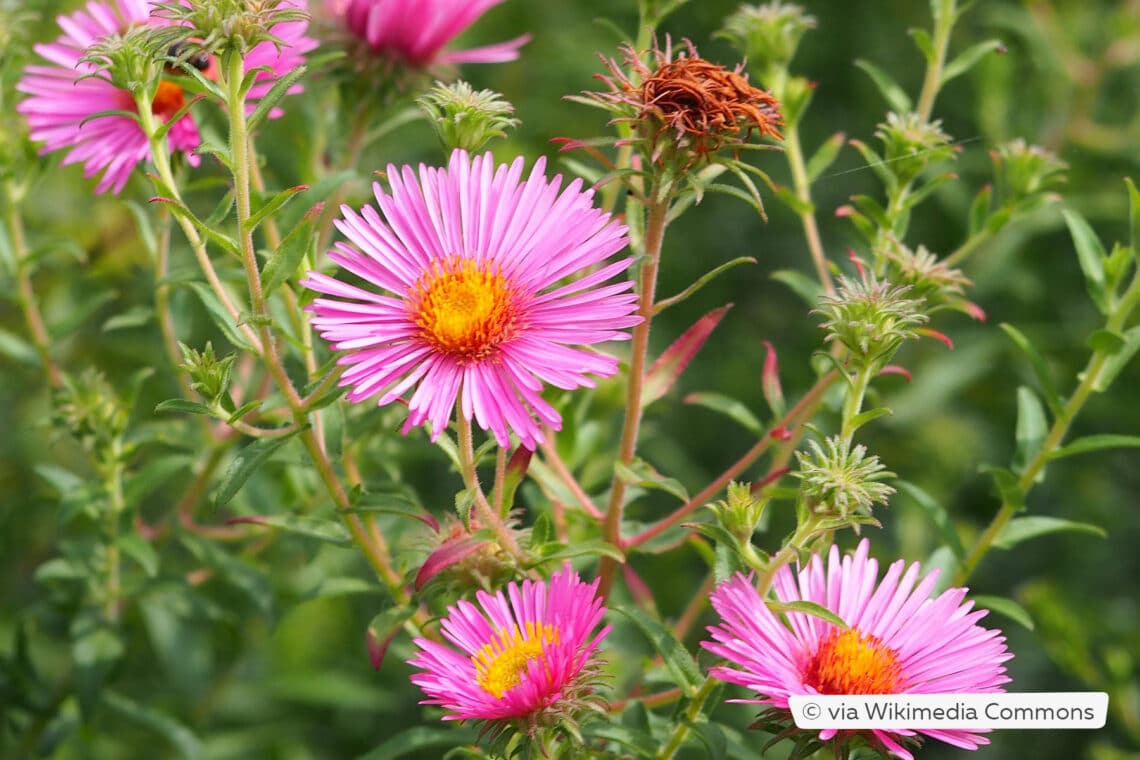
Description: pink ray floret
xmin=338 ymin=0 xmax=529 ymax=67
xmin=702 ymin=539 xmax=1013 ymax=759
xmin=302 ymin=149 xmax=640 ymax=449
xmin=408 ymin=566 xmax=611 ymax=722
xmin=17 ymin=0 xmax=316 ymax=194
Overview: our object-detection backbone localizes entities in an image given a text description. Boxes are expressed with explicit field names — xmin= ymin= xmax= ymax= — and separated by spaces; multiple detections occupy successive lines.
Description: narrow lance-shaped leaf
xmin=642 ymin=304 xmax=732 ymax=406
xmin=854 ymin=60 xmax=913 ymax=113
xmin=1048 ymin=434 xmax=1140 ymax=459
xmin=993 ymin=516 xmax=1106 ymax=550
xmin=971 ymin=594 xmax=1034 ymax=630
xmin=1092 ymin=324 xmax=1140 ymax=392
xmin=654 ymin=258 xmax=755 ymax=315
xmin=804 ymin=132 xmax=847 ymax=184
xmin=615 ymin=458 xmax=690 ymax=503
xmin=1062 ymin=208 xmax=1108 ymax=314
xmin=941 ymin=39 xmax=1006 ymax=84
xmin=1013 ymin=386 xmax=1048 ymax=476
xmin=213 ymin=427 xmax=305 ymax=508
xmin=1126 ymin=177 xmax=1140 ymax=255
xmin=999 ymin=323 xmax=1063 ymax=417
xmin=610 ymin=605 xmax=704 ymax=696
xmin=226 ymin=514 xmax=353 ymax=547
xmin=367 ymin=607 xmax=414 ymax=671
xmin=683 ymin=392 xmax=763 ymax=435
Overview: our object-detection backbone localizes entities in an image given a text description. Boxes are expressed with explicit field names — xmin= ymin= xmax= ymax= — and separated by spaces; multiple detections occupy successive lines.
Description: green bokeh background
xmin=2 ymin=1 xmax=1139 ymax=758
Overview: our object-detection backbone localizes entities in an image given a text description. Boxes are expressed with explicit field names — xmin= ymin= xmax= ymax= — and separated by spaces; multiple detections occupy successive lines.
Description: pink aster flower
xmin=302 ymin=149 xmax=639 ymax=449
xmin=337 ymin=0 xmax=529 ymax=67
xmin=702 ymin=540 xmax=1013 ymax=760
xmin=17 ymin=0 xmax=315 ymax=194
xmin=408 ymin=566 xmax=610 ymax=728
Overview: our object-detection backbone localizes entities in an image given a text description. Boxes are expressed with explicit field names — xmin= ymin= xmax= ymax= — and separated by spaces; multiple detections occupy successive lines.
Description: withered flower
xmin=590 ymin=38 xmax=782 ymax=168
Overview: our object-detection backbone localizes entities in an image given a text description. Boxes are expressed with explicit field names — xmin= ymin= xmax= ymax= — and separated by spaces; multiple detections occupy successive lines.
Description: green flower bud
xmin=719 ymin=2 xmax=817 ymax=85
xmin=417 ymin=81 xmax=520 ymax=154
xmin=53 ymin=368 xmax=130 ymax=454
xmin=815 ymin=271 xmax=927 ymax=369
xmin=707 ymin=481 xmax=766 ymax=542
xmin=992 ymin=138 xmax=1067 ymax=204
xmin=794 ymin=437 xmax=895 ymax=519
xmin=875 ymin=112 xmax=954 ymax=185
xmin=179 ymin=342 xmax=236 ymax=403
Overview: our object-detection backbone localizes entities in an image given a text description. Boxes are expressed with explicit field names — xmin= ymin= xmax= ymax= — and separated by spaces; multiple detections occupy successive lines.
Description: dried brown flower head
xmin=592 ymin=38 xmax=783 ymax=166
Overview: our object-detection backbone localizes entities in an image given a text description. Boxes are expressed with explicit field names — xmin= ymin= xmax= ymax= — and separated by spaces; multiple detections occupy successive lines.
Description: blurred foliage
xmin=2 ymin=0 xmax=1140 ymax=759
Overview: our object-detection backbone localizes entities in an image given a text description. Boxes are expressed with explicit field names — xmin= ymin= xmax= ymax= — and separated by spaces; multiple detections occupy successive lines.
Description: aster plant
xmin=3 ymin=0 xmax=1139 ymax=758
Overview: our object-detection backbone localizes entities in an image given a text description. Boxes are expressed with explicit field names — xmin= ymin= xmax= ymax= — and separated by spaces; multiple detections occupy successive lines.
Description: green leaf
xmin=767 ymin=599 xmax=848 ymax=629
xmin=771 ymin=269 xmax=823 ymax=307
xmin=643 ymin=304 xmax=732 ymax=407
xmin=910 ymin=27 xmax=935 ymax=62
xmin=103 ymin=690 xmax=202 ymax=760
xmin=1062 ymin=208 xmax=1108 ymax=314
xmin=980 ymin=465 xmax=1024 ymax=511
xmin=683 ymin=392 xmax=763 ymax=435
xmin=366 ymin=606 xmax=413 ymax=670
xmin=183 ymin=282 xmax=255 ymax=351
xmin=244 ymin=185 xmax=308 ymax=235
xmin=226 ymin=514 xmax=353 ymax=547
xmin=1013 ymin=386 xmax=1047 ymax=474
xmin=896 ymin=480 xmax=965 ymax=558
xmin=529 ymin=539 xmax=625 ymax=565
xmin=71 ymin=614 xmax=125 ymax=717
xmin=614 ymin=458 xmax=690 ymax=503
xmin=942 ymin=39 xmax=1006 ymax=84
xmin=245 ymin=65 xmax=308 ymax=133
xmin=1091 ymin=325 xmax=1140 ymax=392
xmin=262 ymin=215 xmax=316 ymax=296
xmin=119 ymin=532 xmax=160 ymax=577
xmin=654 ymin=259 xmax=755 ymax=315
xmin=848 ymin=406 xmax=892 ymax=432
xmin=971 ymin=594 xmax=1034 ymax=630
xmin=968 ymin=185 xmax=993 ymax=237
xmin=1049 ymin=434 xmax=1140 ymax=459
xmin=0 ymin=328 xmax=40 ymax=366
xmin=155 ymin=398 xmax=212 ymax=416
xmin=999 ymin=323 xmax=1063 ymax=417
xmin=213 ymin=428 xmax=304 ymax=508
xmin=102 ymin=306 xmax=154 ymax=332
xmin=610 ymin=605 xmax=704 ymax=696
xmin=804 ymin=132 xmax=847 ymax=183
xmin=360 ymin=726 xmax=480 ymax=760
xmin=854 ymin=60 xmax=912 ymax=113
xmin=993 ymin=516 xmax=1106 ymax=550
xmin=1126 ymin=177 xmax=1140 ymax=254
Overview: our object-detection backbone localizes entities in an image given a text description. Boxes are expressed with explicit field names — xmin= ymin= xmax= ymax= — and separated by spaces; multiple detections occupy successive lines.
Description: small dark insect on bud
xmin=165 ymin=42 xmax=212 ymax=75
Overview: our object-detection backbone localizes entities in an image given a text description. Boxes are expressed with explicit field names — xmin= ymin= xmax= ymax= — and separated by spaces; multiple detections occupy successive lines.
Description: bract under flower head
xmin=702 ymin=539 xmax=1012 ymax=760
xmin=336 ymin=0 xmax=529 ymax=68
xmin=17 ymin=0 xmax=315 ymax=194
xmin=408 ymin=566 xmax=610 ymax=731
xmin=302 ymin=149 xmax=639 ymax=449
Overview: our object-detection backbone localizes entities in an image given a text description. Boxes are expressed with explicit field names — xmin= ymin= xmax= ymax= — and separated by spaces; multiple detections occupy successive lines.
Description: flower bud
xmin=874 ymin=112 xmax=954 ymax=185
xmin=53 ymin=368 xmax=130 ymax=454
xmin=814 ymin=271 xmax=927 ymax=369
xmin=992 ymin=138 xmax=1067 ymax=204
xmin=707 ymin=481 xmax=765 ymax=542
xmin=719 ymin=2 xmax=817 ymax=85
xmin=417 ymin=81 xmax=519 ymax=153
xmin=178 ymin=342 xmax=236 ymax=403
xmin=794 ymin=436 xmax=895 ymax=519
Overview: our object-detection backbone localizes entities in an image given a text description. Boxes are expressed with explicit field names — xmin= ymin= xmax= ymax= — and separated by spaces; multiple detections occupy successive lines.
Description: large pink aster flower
xmin=408 ymin=566 xmax=610 ymax=727
xmin=702 ymin=540 xmax=1012 ymax=760
xmin=302 ymin=149 xmax=639 ymax=449
xmin=337 ymin=0 xmax=529 ymax=67
xmin=17 ymin=0 xmax=316 ymax=194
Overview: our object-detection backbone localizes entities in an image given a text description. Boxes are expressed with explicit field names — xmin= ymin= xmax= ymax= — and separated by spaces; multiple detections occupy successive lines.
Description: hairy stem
xmin=4 ymin=181 xmax=62 ymax=387
xmin=598 ymin=195 xmax=669 ymax=596
xmin=784 ymin=126 xmax=835 ymax=296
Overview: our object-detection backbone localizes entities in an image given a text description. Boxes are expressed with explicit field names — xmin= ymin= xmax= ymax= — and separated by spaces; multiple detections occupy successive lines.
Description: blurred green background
xmin=2 ymin=0 xmax=1139 ymax=758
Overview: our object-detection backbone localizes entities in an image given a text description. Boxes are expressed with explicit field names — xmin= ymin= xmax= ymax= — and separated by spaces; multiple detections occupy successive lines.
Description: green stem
xmin=598 ymin=194 xmax=669 ymax=597
xmin=655 ymin=676 xmax=719 ymax=760
xmin=4 ymin=181 xmax=62 ymax=387
xmin=784 ymin=125 xmax=835 ymax=296
xmin=839 ymin=364 xmax=874 ymax=444
xmin=456 ymin=414 xmax=527 ymax=564
xmin=954 ymin=270 xmax=1140 ymax=585
xmin=915 ymin=0 xmax=957 ymax=124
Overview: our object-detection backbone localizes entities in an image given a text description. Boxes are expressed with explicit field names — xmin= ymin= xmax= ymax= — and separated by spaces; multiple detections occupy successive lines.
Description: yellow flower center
xmin=411 ymin=256 xmax=519 ymax=361
xmin=803 ymin=627 xmax=902 ymax=694
xmin=472 ymin=622 xmax=560 ymax=699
